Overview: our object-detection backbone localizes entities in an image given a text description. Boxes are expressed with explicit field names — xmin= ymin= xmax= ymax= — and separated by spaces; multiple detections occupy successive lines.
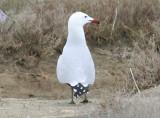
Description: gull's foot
xmin=69 ymin=101 xmax=75 ymax=104
xmin=81 ymin=99 xmax=91 ymax=104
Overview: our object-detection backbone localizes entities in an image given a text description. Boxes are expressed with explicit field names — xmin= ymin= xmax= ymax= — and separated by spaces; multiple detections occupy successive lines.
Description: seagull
xmin=56 ymin=12 xmax=99 ymax=104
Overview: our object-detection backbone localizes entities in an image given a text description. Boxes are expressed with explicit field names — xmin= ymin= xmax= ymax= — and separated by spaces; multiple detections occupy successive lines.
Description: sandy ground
xmin=0 ymin=87 xmax=160 ymax=118
xmin=0 ymin=49 xmax=160 ymax=118
xmin=0 ymin=49 xmax=127 ymax=99
xmin=0 ymin=98 xmax=103 ymax=118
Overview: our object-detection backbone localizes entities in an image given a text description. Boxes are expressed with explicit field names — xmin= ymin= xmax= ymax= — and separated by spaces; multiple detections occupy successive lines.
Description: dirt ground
xmin=0 ymin=87 xmax=160 ymax=118
xmin=0 ymin=48 xmax=159 ymax=118
xmin=0 ymin=48 xmax=127 ymax=99
xmin=0 ymin=98 xmax=103 ymax=118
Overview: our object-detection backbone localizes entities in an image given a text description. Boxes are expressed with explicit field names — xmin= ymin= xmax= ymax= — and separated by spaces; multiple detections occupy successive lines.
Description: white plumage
xmin=56 ymin=12 xmax=99 ymax=103
xmin=57 ymin=45 xmax=95 ymax=86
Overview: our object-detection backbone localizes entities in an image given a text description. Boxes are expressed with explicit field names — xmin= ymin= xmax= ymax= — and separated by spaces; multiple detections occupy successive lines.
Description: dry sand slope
xmin=0 ymin=86 xmax=160 ymax=118
xmin=0 ymin=98 xmax=102 ymax=118
xmin=0 ymin=49 xmax=159 ymax=118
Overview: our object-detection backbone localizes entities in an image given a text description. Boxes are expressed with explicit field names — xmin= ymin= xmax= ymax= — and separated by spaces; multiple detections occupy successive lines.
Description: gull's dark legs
xmin=69 ymin=87 xmax=75 ymax=104
xmin=81 ymin=93 xmax=89 ymax=103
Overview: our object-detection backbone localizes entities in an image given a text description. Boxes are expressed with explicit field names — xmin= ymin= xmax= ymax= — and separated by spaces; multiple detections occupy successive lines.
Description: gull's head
xmin=68 ymin=12 xmax=99 ymax=30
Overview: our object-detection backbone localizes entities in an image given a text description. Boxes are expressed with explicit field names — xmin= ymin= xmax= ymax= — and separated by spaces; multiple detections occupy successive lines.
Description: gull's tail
xmin=72 ymin=83 xmax=89 ymax=98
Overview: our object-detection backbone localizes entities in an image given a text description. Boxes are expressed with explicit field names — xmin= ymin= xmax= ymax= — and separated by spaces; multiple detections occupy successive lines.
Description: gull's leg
xmin=81 ymin=93 xmax=89 ymax=103
xmin=69 ymin=87 xmax=75 ymax=104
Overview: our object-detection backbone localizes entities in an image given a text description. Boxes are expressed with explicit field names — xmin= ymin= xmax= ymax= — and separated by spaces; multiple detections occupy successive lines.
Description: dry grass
xmin=127 ymin=40 xmax=160 ymax=91
xmin=1 ymin=0 xmax=160 ymax=57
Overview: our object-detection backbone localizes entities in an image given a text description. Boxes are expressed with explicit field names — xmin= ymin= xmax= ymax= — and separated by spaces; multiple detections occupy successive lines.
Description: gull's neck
xmin=66 ymin=26 xmax=87 ymax=47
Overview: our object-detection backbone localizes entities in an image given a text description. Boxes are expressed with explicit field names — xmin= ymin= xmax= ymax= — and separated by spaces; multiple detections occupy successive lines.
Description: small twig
xmin=111 ymin=0 xmax=119 ymax=37
xmin=129 ymin=68 xmax=141 ymax=94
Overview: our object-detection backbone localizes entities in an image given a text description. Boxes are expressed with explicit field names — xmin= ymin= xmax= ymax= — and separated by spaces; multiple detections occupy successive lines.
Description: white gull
xmin=56 ymin=12 xmax=99 ymax=104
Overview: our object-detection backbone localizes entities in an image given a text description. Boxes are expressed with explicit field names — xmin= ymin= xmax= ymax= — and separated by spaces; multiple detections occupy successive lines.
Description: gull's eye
xmin=84 ymin=16 xmax=87 ymax=18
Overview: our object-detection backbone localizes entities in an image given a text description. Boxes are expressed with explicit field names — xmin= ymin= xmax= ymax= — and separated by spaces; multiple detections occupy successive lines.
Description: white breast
xmin=56 ymin=45 xmax=95 ymax=87
xmin=56 ymin=12 xmax=96 ymax=87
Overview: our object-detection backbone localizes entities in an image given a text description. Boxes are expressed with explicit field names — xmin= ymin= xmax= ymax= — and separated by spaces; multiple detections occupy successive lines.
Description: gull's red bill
xmin=91 ymin=19 xmax=100 ymax=24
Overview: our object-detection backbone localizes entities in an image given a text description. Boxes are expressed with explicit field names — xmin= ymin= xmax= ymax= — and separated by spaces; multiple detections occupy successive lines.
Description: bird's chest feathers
xmin=62 ymin=46 xmax=92 ymax=66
